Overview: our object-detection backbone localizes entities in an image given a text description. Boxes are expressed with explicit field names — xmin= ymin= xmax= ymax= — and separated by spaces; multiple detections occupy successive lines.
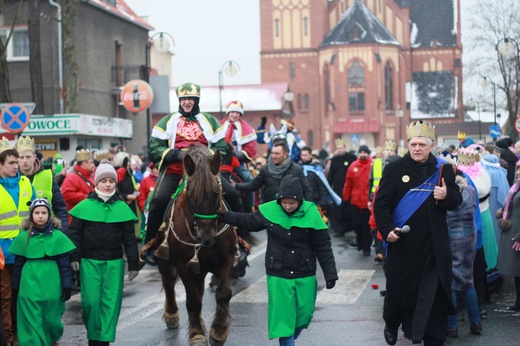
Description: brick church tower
xmin=260 ymin=0 xmax=463 ymax=151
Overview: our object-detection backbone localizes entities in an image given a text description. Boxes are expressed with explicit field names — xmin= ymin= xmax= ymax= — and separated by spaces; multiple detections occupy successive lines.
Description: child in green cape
xmin=68 ymin=159 xmax=139 ymax=346
xmin=10 ymin=198 xmax=76 ymax=346
xmin=218 ymin=174 xmax=338 ymax=346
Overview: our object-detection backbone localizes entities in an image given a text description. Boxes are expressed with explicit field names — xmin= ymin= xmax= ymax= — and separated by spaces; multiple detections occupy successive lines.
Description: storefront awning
xmin=333 ymin=118 xmax=380 ymax=134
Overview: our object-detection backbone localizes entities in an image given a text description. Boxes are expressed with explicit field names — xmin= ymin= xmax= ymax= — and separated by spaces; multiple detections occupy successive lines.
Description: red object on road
xmin=371 ymin=284 xmax=379 ymax=290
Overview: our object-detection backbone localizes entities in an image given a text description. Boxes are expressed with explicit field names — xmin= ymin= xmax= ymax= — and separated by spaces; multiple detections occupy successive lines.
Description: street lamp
xmin=396 ymin=108 xmax=404 ymax=148
xmin=468 ymin=98 xmax=482 ymax=140
xmin=496 ymin=37 xmax=520 ymax=141
xmin=218 ymin=61 xmax=240 ymax=119
xmin=145 ymin=32 xmax=175 ymax=150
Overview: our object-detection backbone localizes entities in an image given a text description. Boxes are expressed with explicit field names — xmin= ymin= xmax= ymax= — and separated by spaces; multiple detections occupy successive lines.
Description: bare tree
xmin=29 ymin=0 xmax=44 ymax=114
xmin=466 ymin=0 xmax=520 ymax=141
xmin=59 ymin=0 xmax=81 ymax=113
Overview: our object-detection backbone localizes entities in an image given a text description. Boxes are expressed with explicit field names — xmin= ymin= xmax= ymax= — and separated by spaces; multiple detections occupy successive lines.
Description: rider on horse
xmin=141 ymin=82 xmax=243 ymax=266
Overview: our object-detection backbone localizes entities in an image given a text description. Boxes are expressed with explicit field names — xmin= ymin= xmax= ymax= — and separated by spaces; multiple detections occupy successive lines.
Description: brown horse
xmin=155 ymin=145 xmax=238 ymax=346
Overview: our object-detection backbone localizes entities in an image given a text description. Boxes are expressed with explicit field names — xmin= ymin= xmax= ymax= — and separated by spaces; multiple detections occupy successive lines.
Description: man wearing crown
xmin=374 ymin=121 xmax=462 ymax=345
xmin=61 ymin=149 xmax=95 ymax=217
xmin=15 ymin=136 xmax=69 ymax=234
xmin=142 ymin=82 xmax=232 ymax=266
xmin=0 ymin=137 xmax=35 ymax=345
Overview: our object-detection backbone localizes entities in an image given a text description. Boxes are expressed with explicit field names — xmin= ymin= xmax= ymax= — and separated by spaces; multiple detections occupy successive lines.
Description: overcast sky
xmin=125 ymin=0 xmax=476 ymax=89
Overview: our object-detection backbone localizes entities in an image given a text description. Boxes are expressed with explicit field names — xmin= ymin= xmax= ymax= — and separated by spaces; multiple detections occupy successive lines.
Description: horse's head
xmin=184 ymin=146 xmax=222 ymax=247
xmin=267 ymin=122 xmax=289 ymax=148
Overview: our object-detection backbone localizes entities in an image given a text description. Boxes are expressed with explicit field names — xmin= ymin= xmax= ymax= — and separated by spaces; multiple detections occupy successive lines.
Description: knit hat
xmin=359 ymin=145 xmax=371 ymax=155
xmin=277 ymin=174 xmax=304 ymax=203
xmin=29 ymin=198 xmax=51 ymax=219
xmin=494 ymin=139 xmax=509 ymax=153
xmin=95 ymin=159 xmax=117 ymax=185
xmin=226 ymin=100 xmax=244 ymax=115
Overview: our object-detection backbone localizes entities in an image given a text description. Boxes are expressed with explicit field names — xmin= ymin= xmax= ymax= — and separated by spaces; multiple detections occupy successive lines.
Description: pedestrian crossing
xmin=232 ymin=269 xmax=375 ymax=304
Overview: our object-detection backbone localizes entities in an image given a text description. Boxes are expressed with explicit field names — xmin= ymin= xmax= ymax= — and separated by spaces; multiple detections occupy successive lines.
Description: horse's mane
xmin=183 ymin=145 xmax=220 ymax=207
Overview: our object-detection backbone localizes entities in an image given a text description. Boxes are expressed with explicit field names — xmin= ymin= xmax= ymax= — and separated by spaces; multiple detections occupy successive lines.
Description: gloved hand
xmin=128 ymin=271 xmax=139 ymax=281
xmin=163 ymin=149 xmax=183 ymax=165
xmin=62 ymin=288 xmax=72 ymax=302
xmin=326 ymin=280 xmax=336 ymax=289
xmin=71 ymin=261 xmax=80 ymax=272
xmin=260 ymin=116 xmax=267 ymax=127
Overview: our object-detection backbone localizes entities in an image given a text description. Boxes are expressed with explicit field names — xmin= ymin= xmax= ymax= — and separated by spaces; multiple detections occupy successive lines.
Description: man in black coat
xmin=232 ymin=141 xmax=312 ymax=203
xmin=327 ymin=139 xmax=357 ymax=237
xmin=374 ymin=121 xmax=462 ymax=346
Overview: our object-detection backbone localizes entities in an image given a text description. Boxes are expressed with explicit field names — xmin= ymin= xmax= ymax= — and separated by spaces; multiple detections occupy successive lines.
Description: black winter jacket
xmin=68 ymin=193 xmax=139 ymax=271
xmin=234 ymin=161 xmax=312 ymax=203
xmin=220 ymin=210 xmax=338 ymax=281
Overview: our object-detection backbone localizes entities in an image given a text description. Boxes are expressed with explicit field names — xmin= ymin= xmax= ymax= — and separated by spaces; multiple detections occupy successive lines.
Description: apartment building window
xmin=385 ymin=63 xmax=394 ymax=110
xmin=77 ymin=138 xmax=103 ymax=151
xmin=0 ymin=28 xmax=29 ymax=60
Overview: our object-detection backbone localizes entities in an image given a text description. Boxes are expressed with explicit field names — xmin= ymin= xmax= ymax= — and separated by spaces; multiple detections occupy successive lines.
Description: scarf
xmin=267 ymin=155 xmax=292 ymax=179
xmin=503 ymin=182 xmax=520 ymax=220
xmin=95 ymin=187 xmax=116 ymax=202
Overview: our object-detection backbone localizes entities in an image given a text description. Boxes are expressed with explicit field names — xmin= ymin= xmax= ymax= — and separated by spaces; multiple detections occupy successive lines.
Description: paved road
xmin=59 ymin=232 xmax=520 ymax=345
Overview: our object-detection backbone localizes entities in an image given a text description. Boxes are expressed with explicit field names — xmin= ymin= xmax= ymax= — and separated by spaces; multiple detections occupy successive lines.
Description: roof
xmin=333 ymin=117 xmax=380 ymax=134
xmin=410 ymin=0 xmax=456 ymax=47
xmin=321 ymin=0 xmax=400 ymax=47
xmin=170 ymin=82 xmax=290 ymax=113
xmin=86 ymin=0 xmax=154 ymax=31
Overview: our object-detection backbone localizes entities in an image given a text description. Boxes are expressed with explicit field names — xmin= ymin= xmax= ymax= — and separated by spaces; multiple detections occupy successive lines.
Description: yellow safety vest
xmin=32 ymin=169 xmax=53 ymax=202
xmin=371 ymin=158 xmax=383 ymax=193
xmin=0 ymin=176 xmax=33 ymax=238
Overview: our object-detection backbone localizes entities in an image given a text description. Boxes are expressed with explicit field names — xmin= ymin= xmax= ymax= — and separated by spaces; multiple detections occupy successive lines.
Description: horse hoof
xmin=209 ymin=336 xmax=226 ymax=346
xmin=163 ymin=313 xmax=180 ymax=329
xmin=189 ymin=334 xmax=208 ymax=346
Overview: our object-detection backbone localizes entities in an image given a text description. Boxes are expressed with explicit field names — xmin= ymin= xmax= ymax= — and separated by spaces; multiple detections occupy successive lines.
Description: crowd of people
xmin=1 ymin=82 xmax=520 ymax=345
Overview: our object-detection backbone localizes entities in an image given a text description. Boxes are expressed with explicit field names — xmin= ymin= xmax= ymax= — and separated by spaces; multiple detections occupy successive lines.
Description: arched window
xmin=348 ymin=61 xmax=364 ymax=86
xmin=304 ymin=94 xmax=310 ymax=110
xmin=385 ymin=62 xmax=394 ymax=110
xmin=303 ymin=17 xmax=309 ymax=36
xmin=275 ymin=19 xmax=280 ymax=37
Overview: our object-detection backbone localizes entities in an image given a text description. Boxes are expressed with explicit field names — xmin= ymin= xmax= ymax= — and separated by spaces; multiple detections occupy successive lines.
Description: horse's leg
xmin=209 ymin=256 xmax=234 ymax=346
xmin=158 ymin=259 xmax=180 ymax=329
xmin=179 ymin=268 xmax=208 ymax=346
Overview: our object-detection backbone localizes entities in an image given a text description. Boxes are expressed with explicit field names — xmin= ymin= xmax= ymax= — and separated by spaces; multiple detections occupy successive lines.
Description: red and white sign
xmin=515 ymin=116 xmax=520 ymax=135
xmin=121 ymin=80 xmax=153 ymax=113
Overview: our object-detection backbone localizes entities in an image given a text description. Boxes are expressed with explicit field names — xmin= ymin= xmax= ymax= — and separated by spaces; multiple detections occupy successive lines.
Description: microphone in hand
xmin=395 ymin=225 xmax=410 ymax=237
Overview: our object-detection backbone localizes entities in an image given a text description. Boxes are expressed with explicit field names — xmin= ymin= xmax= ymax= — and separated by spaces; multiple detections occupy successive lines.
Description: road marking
xmin=232 ymin=269 xmax=375 ymax=304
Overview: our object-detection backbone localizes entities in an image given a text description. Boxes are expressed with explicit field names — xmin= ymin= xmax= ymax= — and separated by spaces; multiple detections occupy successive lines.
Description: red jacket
xmin=137 ymin=174 xmax=158 ymax=211
xmin=61 ymin=164 xmax=95 ymax=212
xmin=343 ymin=157 xmax=372 ymax=209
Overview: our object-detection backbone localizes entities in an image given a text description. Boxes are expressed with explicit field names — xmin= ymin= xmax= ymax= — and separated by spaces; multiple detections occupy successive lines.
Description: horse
xmin=155 ymin=145 xmax=238 ymax=346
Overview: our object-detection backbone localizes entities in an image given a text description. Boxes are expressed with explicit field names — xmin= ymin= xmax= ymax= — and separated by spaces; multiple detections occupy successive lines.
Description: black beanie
xmin=359 ymin=145 xmax=371 ymax=155
xmin=494 ymin=139 xmax=509 ymax=153
xmin=276 ymin=174 xmax=304 ymax=203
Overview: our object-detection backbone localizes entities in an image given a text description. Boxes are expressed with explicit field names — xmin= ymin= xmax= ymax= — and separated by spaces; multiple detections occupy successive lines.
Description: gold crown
xmin=334 ymin=138 xmax=345 ymax=147
xmin=406 ymin=121 xmax=435 ymax=142
xmin=375 ymin=146 xmax=384 ymax=154
xmin=94 ymin=149 xmax=110 ymax=161
xmin=457 ymin=148 xmax=477 ymax=166
xmin=0 ymin=136 xmax=13 ymax=155
xmin=175 ymin=83 xmax=200 ymax=98
xmin=457 ymin=131 xmax=466 ymax=140
xmin=76 ymin=149 xmax=93 ymax=161
xmin=14 ymin=135 xmax=35 ymax=153
xmin=384 ymin=140 xmax=396 ymax=151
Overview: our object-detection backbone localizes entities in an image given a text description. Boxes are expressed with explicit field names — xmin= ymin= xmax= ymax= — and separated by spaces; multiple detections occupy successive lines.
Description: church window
xmin=385 ymin=63 xmax=394 ymax=110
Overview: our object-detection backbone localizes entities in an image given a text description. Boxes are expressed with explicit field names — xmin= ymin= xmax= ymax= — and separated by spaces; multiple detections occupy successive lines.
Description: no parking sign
xmin=0 ymin=103 xmax=34 ymax=134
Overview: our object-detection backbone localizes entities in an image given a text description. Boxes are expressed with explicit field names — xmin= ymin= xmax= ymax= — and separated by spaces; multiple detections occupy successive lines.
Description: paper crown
xmin=175 ymin=83 xmax=200 ymax=98
xmin=76 ymin=149 xmax=93 ymax=161
xmin=14 ymin=135 xmax=35 ymax=153
xmin=384 ymin=140 xmax=397 ymax=151
xmin=375 ymin=146 xmax=384 ymax=154
xmin=457 ymin=148 xmax=477 ymax=166
xmin=94 ymin=149 xmax=110 ymax=161
xmin=406 ymin=121 xmax=435 ymax=142
xmin=0 ymin=137 xmax=13 ymax=155
xmin=335 ymin=138 xmax=345 ymax=147
xmin=226 ymin=100 xmax=244 ymax=114
xmin=457 ymin=131 xmax=466 ymax=140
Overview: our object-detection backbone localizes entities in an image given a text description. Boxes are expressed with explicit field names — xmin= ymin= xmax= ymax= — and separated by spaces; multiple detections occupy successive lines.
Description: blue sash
xmin=392 ymin=158 xmax=446 ymax=227
xmin=302 ymin=165 xmax=342 ymax=206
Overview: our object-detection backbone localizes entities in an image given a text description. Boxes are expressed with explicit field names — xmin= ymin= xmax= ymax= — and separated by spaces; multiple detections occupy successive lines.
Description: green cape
xmin=69 ymin=198 xmax=138 ymax=223
xmin=9 ymin=230 xmax=76 ymax=258
xmin=258 ymin=200 xmax=328 ymax=230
